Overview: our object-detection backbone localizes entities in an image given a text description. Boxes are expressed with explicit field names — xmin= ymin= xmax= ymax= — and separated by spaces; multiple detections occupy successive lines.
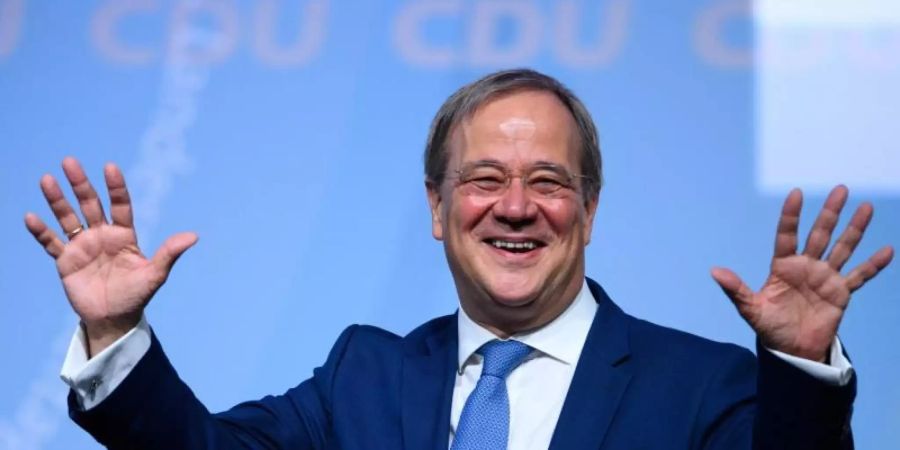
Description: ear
xmin=582 ymin=192 xmax=599 ymax=246
xmin=426 ymin=179 xmax=444 ymax=241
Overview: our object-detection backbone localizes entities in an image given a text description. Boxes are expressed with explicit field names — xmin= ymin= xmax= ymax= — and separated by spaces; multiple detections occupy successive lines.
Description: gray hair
xmin=424 ymin=68 xmax=602 ymax=201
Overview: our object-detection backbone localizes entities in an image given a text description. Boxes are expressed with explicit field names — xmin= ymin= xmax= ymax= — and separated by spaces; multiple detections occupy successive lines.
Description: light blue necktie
xmin=451 ymin=340 xmax=532 ymax=450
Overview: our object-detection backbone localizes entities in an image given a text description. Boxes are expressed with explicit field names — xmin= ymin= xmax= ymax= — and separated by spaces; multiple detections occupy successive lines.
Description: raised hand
xmin=25 ymin=157 xmax=197 ymax=357
xmin=711 ymin=185 xmax=894 ymax=362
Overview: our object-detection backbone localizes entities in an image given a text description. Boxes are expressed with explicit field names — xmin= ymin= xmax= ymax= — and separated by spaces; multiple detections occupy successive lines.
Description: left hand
xmin=711 ymin=185 xmax=894 ymax=362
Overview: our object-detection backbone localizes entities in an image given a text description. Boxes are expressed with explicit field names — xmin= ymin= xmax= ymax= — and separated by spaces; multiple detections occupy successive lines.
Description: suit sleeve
xmin=752 ymin=341 xmax=855 ymax=450
xmin=695 ymin=343 xmax=855 ymax=450
xmin=68 ymin=325 xmax=359 ymax=450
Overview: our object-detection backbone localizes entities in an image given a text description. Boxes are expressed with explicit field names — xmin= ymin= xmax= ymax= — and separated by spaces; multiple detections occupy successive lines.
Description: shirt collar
xmin=456 ymin=279 xmax=598 ymax=372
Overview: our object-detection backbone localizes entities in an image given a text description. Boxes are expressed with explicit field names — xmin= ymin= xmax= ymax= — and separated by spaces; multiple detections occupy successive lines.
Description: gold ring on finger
xmin=66 ymin=224 xmax=84 ymax=240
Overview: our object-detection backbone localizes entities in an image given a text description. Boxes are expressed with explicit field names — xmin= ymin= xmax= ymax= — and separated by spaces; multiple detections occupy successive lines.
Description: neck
xmin=461 ymin=278 xmax=583 ymax=339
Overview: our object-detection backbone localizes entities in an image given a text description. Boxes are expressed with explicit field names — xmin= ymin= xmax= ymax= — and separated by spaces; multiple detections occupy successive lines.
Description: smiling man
xmin=427 ymin=89 xmax=596 ymax=338
xmin=27 ymin=69 xmax=893 ymax=449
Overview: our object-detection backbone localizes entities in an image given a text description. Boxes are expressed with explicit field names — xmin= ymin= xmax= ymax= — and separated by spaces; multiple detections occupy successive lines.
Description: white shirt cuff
xmin=59 ymin=316 xmax=152 ymax=410
xmin=767 ymin=336 xmax=854 ymax=386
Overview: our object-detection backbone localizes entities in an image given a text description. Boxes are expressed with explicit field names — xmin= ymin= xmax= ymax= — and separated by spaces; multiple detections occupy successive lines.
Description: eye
xmin=528 ymin=175 xmax=567 ymax=194
xmin=468 ymin=175 xmax=506 ymax=191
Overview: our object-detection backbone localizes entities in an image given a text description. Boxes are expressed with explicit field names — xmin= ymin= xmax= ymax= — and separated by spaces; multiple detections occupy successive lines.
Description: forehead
xmin=449 ymin=90 xmax=579 ymax=169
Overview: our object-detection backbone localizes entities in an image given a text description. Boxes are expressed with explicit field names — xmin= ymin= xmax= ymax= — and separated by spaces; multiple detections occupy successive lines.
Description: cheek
xmin=539 ymin=201 xmax=582 ymax=236
xmin=448 ymin=195 xmax=496 ymax=234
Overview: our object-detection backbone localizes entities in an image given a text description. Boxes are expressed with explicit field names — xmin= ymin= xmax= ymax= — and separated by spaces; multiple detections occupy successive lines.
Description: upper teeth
xmin=491 ymin=240 xmax=536 ymax=250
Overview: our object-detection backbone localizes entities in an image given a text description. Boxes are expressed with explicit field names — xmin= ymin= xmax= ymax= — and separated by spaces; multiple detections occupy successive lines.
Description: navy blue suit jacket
xmin=70 ymin=280 xmax=855 ymax=449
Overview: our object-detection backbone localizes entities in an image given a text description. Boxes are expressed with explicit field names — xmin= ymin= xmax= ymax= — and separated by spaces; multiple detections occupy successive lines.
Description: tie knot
xmin=478 ymin=340 xmax=532 ymax=379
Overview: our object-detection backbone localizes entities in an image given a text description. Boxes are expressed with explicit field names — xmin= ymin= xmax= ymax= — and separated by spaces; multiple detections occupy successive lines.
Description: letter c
xmin=91 ymin=0 xmax=159 ymax=65
xmin=694 ymin=0 xmax=752 ymax=68
xmin=393 ymin=0 xmax=461 ymax=68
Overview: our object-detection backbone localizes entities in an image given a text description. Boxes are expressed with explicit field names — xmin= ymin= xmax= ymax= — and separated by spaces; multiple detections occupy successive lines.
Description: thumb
xmin=710 ymin=267 xmax=754 ymax=307
xmin=151 ymin=232 xmax=199 ymax=276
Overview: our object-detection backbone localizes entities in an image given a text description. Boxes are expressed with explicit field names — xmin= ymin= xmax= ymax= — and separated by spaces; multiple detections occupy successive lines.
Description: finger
xmin=711 ymin=267 xmax=755 ymax=306
xmin=62 ymin=157 xmax=107 ymax=227
xmin=40 ymin=174 xmax=84 ymax=237
xmin=104 ymin=163 xmax=134 ymax=229
xmin=826 ymin=202 xmax=873 ymax=270
xmin=773 ymin=188 xmax=802 ymax=259
xmin=24 ymin=213 xmax=65 ymax=258
xmin=845 ymin=245 xmax=894 ymax=292
xmin=150 ymin=232 xmax=199 ymax=279
xmin=802 ymin=185 xmax=848 ymax=259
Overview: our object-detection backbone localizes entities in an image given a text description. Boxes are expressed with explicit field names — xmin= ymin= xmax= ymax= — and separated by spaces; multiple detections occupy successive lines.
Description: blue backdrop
xmin=2 ymin=1 xmax=898 ymax=449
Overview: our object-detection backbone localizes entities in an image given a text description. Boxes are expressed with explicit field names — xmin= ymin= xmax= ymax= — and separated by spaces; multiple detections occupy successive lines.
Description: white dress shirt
xmin=451 ymin=280 xmax=598 ymax=450
xmin=61 ymin=279 xmax=855 ymax=446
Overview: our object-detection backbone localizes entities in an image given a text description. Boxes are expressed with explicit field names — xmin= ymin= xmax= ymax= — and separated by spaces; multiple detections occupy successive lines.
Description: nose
xmin=493 ymin=176 xmax=538 ymax=228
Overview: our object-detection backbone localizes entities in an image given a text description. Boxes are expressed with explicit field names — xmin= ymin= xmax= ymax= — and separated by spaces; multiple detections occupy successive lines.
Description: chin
xmin=484 ymin=273 xmax=545 ymax=307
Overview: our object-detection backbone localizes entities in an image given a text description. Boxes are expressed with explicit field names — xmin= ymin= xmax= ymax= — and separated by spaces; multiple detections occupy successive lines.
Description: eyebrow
xmin=461 ymin=159 xmax=569 ymax=170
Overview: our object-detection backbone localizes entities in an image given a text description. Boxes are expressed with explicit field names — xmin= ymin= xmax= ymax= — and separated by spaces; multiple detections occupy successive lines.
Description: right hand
xmin=25 ymin=157 xmax=197 ymax=357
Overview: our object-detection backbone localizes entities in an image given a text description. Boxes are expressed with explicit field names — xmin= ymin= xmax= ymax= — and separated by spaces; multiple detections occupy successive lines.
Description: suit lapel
xmin=549 ymin=279 xmax=633 ymax=450
xmin=401 ymin=314 xmax=458 ymax=450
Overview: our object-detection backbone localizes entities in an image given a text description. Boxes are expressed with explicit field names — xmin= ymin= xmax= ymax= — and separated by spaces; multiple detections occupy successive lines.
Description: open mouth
xmin=483 ymin=238 xmax=547 ymax=254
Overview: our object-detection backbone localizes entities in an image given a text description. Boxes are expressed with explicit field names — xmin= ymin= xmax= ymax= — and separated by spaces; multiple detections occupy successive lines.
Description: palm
xmin=25 ymin=158 xmax=196 ymax=348
xmin=712 ymin=186 xmax=893 ymax=361
xmin=57 ymin=224 xmax=158 ymax=324
xmin=745 ymin=256 xmax=846 ymax=359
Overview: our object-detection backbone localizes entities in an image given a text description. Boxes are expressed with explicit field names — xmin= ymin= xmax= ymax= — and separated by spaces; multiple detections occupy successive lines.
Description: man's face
xmin=427 ymin=90 xmax=598 ymax=335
